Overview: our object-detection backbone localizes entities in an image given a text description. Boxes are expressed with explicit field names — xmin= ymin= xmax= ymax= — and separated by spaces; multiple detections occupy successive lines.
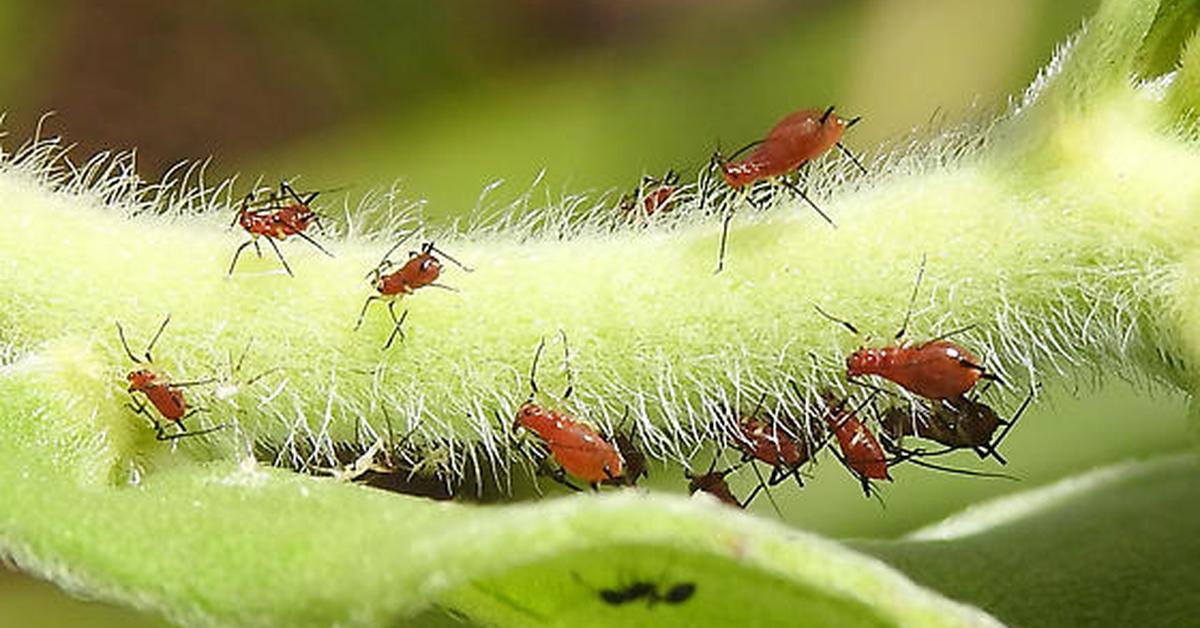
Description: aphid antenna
xmin=426 ymin=242 xmax=474 ymax=273
xmin=895 ymin=254 xmax=928 ymax=341
xmin=812 ymin=303 xmax=860 ymax=336
xmin=557 ymin=329 xmax=575 ymax=400
xmin=263 ymin=237 xmax=294 ymax=277
xmin=528 ymin=336 xmax=547 ymax=398
xmin=928 ymin=323 xmax=979 ymax=343
xmin=115 ymin=320 xmax=141 ymax=364
xmin=369 ymin=232 xmax=417 ymax=278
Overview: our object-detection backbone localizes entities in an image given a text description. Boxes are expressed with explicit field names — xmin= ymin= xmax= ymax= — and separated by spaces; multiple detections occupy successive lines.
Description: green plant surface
xmin=858 ymin=453 xmax=1200 ymax=628
xmin=3 ymin=0 xmax=1200 ymax=625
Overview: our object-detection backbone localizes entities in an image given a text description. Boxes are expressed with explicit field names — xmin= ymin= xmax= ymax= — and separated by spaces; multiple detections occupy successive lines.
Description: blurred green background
xmin=13 ymin=1 xmax=1189 ymax=626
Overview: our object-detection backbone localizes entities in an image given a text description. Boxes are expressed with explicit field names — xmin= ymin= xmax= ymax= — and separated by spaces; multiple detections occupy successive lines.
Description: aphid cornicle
xmin=816 ymin=256 xmax=1000 ymax=400
xmin=228 ymin=181 xmax=335 ymax=277
xmin=707 ymin=106 xmax=865 ymax=271
xmin=354 ymin=234 xmax=472 ymax=349
xmin=117 ymin=315 xmax=224 ymax=441
xmin=509 ymin=335 xmax=633 ymax=491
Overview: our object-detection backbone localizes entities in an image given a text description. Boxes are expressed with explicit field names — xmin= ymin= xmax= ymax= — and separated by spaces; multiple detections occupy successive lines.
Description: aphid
xmin=731 ymin=394 xmax=818 ymax=491
xmin=228 ymin=181 xmax=335 ymax=277
xmin=117 ymin=315 xmax=224 ymax=441
xmin=620 ymin=170 xmax=681 ymax=218
xmin=707 ymin=106 xmax=865 ymax=271
xmin=815 ymin=256 xmax=1000 ymax=400
xmin=575 ymin=574 xmax=696 ymax=607
xmin=816 ymin=389 xmax=890 ymax=496
xmin=881 ymin=385 xmax=1036 ymax=464
xmin=684 ymin=454 xmax=769 ymax=510
xmin=608 ymin=408 xmax=649 ymax=487
xmin=509 ymin=335 xmax=630 ymax=490
xmin=355 ymin=233 xmax=472 ymax=349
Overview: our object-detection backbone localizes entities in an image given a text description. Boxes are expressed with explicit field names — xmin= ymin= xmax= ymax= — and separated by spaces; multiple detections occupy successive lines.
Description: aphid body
xmin=822 ymin=392 xmax=889 ymax=483
xmin=514 ymin=402 xmax=624 ymax=486
xmin=847 ymin=340 xmax=986 ymax=400
xmin=720 ymin=108 xmax=857 ymax=188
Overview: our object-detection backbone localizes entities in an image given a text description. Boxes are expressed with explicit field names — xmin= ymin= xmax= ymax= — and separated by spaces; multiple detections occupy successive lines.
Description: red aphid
xmin=514 ymin=402 xmax=624 ymax=486
xmin=847 ymin=340 xmax=988 ymax=401
xmin=816 ymin=256 xmax=999 ymax=401
xmin=509 ymin=336 xmax=631 ymax=490
xmin=720 ymin=108 xmax=860 ymax=189
xmin=621 ymin=170 xmax=681 ymax=217
xmin=355 ymin=235 xmax=472 ymax=349
xmin=707 ymin=106 xmax=863 ymax=271
xmin=117 ymin=316 xmax=223 ymax=441
xmin=228 ymin=181 xmax=334 ymax=276
xmin=821 ymin=392 xmax=890 ymax=495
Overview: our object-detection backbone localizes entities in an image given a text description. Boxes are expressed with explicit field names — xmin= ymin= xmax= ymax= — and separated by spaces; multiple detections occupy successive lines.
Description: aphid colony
xmin=117 ymin=105 xmax=1036 ymax=511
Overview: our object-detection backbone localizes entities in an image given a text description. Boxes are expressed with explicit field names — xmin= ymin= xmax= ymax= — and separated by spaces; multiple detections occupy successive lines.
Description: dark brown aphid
xmin=881 ymin=386 xmax=1036 ymax=464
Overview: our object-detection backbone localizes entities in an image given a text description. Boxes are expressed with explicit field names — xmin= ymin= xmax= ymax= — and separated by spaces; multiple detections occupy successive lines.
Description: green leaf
xmin=860 ymin=454 xmax=1200 ymax=628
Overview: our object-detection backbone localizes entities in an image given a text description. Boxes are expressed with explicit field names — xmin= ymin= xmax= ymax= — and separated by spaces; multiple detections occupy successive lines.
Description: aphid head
xmin=846 ymin=348 xmax=881 ymax=376
xmin=513 ymin=402 xmax=547 ymax=431
xmin=126 ymin=369 xmax=157 ymax=392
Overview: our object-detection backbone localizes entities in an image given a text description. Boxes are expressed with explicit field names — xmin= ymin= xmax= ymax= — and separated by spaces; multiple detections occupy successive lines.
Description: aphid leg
xmin=158 ymin=419 xmax=228 ymax=442
xmin=543 ymin=465 xmax=583 ymax=492
xmin=426 ymin=283 xmax=459 ymax=292
xmin=986 ymin=384 xmax=1038 ymax=463
xmin=382 ymin=305 xmax=409 ymax=350
xmin=231 ymin=192 xmax=254 ymax=228
xmin=836 ymin=142 xmax=868 ymax=175
xmin=747 ymin=461 xmax=784 ymax=518
xmin=253 ymin=239 xmax=263 ymax=259
xmin=170 ymin=377 xmax=217 ymax=388
xmin=354 ymin=295 xmax=385 ymax=331
xmin=889 ymin=447 xmax=1018 ymax=480
xmin=264 ymin=237 xmax=294 ymax=277
xmin=778 ymin=178 xmax=836 ymax=227
xmin=296 ymin=230 xmax=335 ymax=258
xmin=126 ymin=398 xmax=160 ymax=431
xmin=714 ymin=197 xmax=735 ymax=273
xmin=227 ymin=240 xmax=256 ymax=276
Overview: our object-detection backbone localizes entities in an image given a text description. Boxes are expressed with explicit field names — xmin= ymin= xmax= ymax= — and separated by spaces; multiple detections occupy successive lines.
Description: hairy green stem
xmin=2 ymin=0 xmax=1200 ymax=625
